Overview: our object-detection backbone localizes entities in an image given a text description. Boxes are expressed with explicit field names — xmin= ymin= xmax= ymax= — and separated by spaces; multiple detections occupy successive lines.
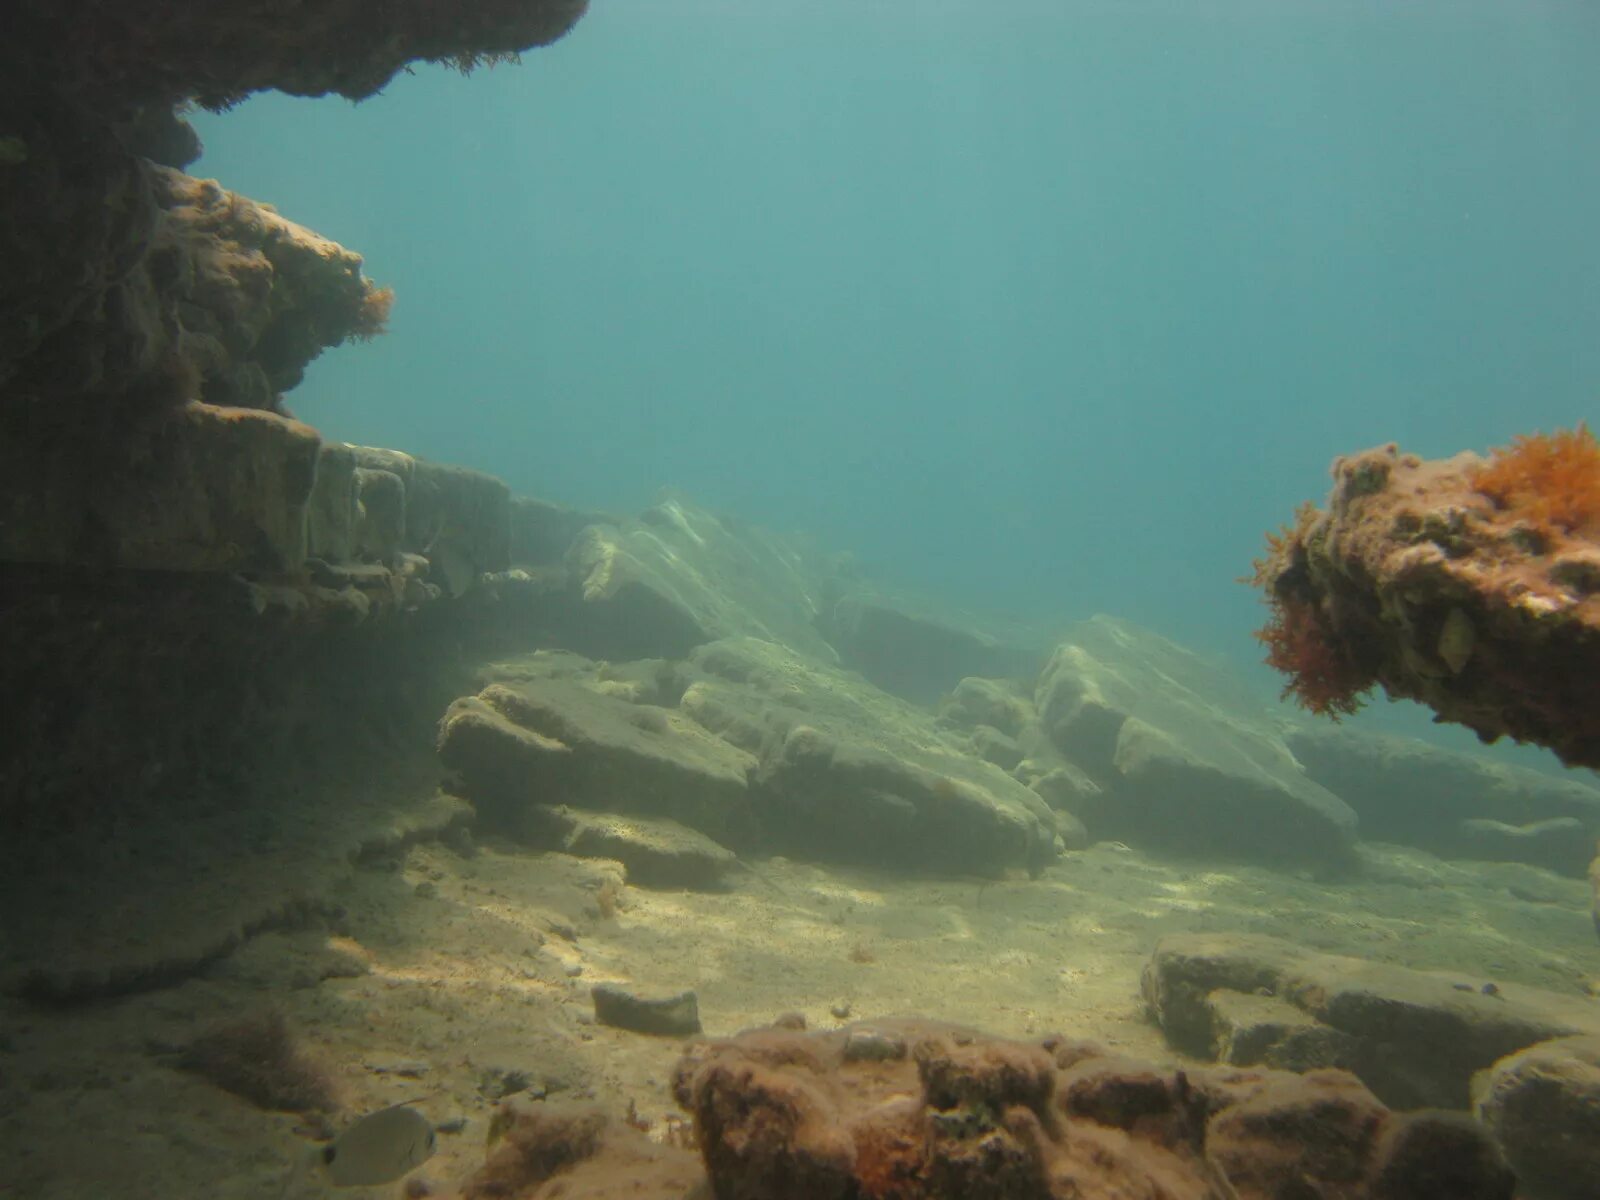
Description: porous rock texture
xmin=1252 ymin=443 xmax=1600 ymax=768
xmin=1143 ymin=931 xmax=1600 ymax=1110
xmin=1473 ymin=1033 xmax=1600 ymax=1200
xmin=2 ymin=0 xmax=587 ymax=563
xmin=451 ymin=1018 xmax=1517 ymax=1200
xmin=13 ymin=1 xmax=588 ymax=113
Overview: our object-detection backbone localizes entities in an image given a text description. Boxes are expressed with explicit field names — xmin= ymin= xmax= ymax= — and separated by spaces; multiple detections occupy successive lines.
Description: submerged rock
xmin=819 ymin=587 xmax=1047 ymax=705
xmin=1287 ymin=726 xmax=1600 ymax=877
xmin=591 ymin=983 xmax=702 ymax=1037
xmin=683 ymin=637 xmax=1061 ymax=877
xmin=437 ymin=674 xmax=757 ymax=846
xmin=564 ymin=495 xmax=837 ymax=662
xmin=440 ymin=642 xmax=1062 ymax=878
xmin=522 ymin=805 xmax=738 ymax=891
xmin=1473 ymin=1033 xmax=1600 ymax=1200
xmin=1143 ymin=931 xmax=1600 ymax=1109
xmin=660 ymin=1017 xmax=1513 ymax=1200
xmin=1034 ymin=616 xmax=1359 ymax=869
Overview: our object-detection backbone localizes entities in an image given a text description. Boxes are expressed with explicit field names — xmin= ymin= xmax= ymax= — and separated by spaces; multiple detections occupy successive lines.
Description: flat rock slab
xmin=1144 ymin=931 xmax=1600 ymax=1109
xmin=438 ymin=674 xmax=757 ymax=845
xmin=1473 ymin=1033 xmax=1600 ymax=1200
xmin=524 ymin=805 xmax=738 ymax=891
xmin=1035 ymin=616 xmax=1358 ymax=869
xmin=681 ymin=637 xmax=1061 ymax=877
xmin=1287 ymin=726 xmax=1600 ymax=877
xmin=820 ymin=587 xmax=1049 ymax=705
xmin=566 ymin=495 xmax=838 ymax=662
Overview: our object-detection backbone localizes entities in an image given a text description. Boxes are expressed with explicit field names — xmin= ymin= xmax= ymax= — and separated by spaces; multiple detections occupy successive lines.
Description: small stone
xmin=367 ymin=1057 xmax=431 ymax=1079
xmin=843 ymin=1028 xmax=907 ymax=1063
xmin=565 ymin=963 xmax=584 ymax=978
xmin=414 ymin=881 xmax=438 ymax=899
xmin=435 ymin=1115 xmax=467 ymax=1135
xmin=830 ymin=1002 xmax=853 ymax=1021
xmin=591 ymin=983 xmax=701 ymax=1037
xmin=771 ymin=1012 xmax=807 ymax=1031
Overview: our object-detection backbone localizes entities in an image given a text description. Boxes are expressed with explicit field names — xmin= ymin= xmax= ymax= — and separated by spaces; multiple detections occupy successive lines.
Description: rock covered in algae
xmin=1249 ymin=433 xmax=1600 ymax=768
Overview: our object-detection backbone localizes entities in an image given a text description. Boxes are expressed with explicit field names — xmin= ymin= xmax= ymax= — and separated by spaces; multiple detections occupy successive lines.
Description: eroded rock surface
xmin=1249 ymin=442 xmax=1600 ymax=768
xmin=451 ymin=1018 xmax=1516 ymax=1199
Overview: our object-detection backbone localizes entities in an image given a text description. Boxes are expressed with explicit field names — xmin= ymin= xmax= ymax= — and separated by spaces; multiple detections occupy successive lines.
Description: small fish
xmin=284 ymin=1103 xmax=435 ymax=1195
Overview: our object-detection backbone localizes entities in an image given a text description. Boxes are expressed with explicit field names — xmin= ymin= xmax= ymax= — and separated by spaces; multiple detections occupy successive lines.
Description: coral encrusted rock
xmin=448 ymin=1019 xmax=1517 ymax=1198
xmin=1249 ymin=438 xmax=1600 ymax=767
xmin=1473 ymin=1033 xmax=1600 ymax=1200
xmin=666 ymin=1018 xmax=1513 ymax=1200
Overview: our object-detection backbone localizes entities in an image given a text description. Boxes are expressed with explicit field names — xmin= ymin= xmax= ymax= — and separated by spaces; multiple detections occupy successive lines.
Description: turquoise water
xmin=196 ymin=0 xmax=1600 ymax=749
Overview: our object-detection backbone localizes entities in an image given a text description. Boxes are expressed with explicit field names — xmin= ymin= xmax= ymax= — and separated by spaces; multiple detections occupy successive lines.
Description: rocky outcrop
xmin=1287 ymin=726 xmax=1600 ymax=876
xmin=13 ymin=1 xmax=588 ymax=113
xmin=683 ymin=638 xmax=1061 ymax=875
xmin=438 ymin=669 xmax=758 ymax=847
xmin=1143 ymin=931 xmax=1600 ymax=1110
xmin=563 ymin=495 xmax=838 ymax=662
xmin=437 ymin=641 xmax=1062 ymax=877
xmin=453 ymin=1017 xmax=1517 ymax=1199
xmin=1473 ymin=1034 xmax=1600 ymax=1200
xmin=1247 ymin=440 xmax=1600 ymax=767
xmin=1029 ymin=617 xmax=1359 ymax=869
xmin=2 ymin=0 xmax=586 ymax=578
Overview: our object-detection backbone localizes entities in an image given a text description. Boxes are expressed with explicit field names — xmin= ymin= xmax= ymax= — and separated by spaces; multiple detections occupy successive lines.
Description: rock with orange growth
xmin=458 ymin=1103 xmax=703 ymax=1200
xmin=1249 ymin=435 xmax=1600 ymax=768
xmin=654 ymin=1018 xmax=1514 ymax=1200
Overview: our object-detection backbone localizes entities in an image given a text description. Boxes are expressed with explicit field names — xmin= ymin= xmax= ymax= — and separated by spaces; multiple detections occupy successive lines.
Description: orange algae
xmin=1469 ymin=422 xmax=1600 ymax=536
xmin=1253 ymin=596 xmax=1374 ymax=720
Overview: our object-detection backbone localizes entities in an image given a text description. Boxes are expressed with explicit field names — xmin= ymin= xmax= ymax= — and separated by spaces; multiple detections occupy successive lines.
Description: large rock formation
xmin=1143 ymin=931 xmax=1600 ymax=1110
xmin=1287 ymin=725 xmax=1600 ymax=877
xmin=1248 ymin=438 xmax=1600 ymax=768
xmin=1020 ymin=617 xmax=1359 ymax=869
xmin=437 ymin=640 xmax=1063 ymax=877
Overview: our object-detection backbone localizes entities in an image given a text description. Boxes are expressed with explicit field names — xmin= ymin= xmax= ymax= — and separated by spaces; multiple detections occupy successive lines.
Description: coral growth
xmin=1470 ymin=423 xmax=1600 ymax=537
xmin=177 ymin=1009 xmax=336 ymax=1112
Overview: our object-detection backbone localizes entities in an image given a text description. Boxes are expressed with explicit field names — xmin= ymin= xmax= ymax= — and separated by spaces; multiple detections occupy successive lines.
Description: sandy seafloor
xmin=2 ymin=830 xmax=1594 ymax=1199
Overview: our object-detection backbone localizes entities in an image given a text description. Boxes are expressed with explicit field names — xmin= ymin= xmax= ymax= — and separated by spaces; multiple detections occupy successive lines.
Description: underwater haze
xmin=197 ymin=0 xmax=1600 ymax=745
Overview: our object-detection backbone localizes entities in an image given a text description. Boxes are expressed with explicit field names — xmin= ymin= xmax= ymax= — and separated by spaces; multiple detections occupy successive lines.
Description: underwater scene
xmin=5 ymin=1 xmax=1600 ymax=1197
